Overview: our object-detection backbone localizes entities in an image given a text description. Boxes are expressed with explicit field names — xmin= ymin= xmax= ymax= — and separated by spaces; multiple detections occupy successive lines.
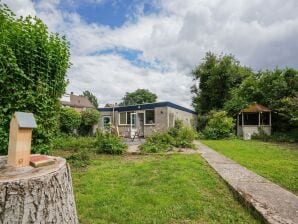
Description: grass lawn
xmin=201 ymin=139 xmax=298 ymax=194
xmin=70 ymin=153 xmax=258 ymax=224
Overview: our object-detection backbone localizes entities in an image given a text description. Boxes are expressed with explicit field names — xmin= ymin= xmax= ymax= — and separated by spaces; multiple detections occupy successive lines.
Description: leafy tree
xmin=224 ymin=68 xmax=298 ymax=130
xmin=59 ymin=108 xmax=81 ymax=134
xmin=79 ymin=109 xmax=100 ymax=135
xmin=224 ymin=75 xmax=261 ymax=115
xmin=0 ymin=4 xmax=70 ymax=154
xmin=119 ymin=89 xmax=157 ymax=106
xmin=191 ymin=52 xmax=252 ymax=114
xmin=82 ymin=90 xmax=98 ymax=108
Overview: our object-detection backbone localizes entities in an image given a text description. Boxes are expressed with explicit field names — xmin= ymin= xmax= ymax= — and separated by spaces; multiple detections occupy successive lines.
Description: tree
xmin=82 ymin=90 xmax=98 ymax=108
xmin=224 ymin=68 xmax=298 ymax=131
xmin=79 ymin=109 xmax=100 ymax=135
xmin=59 ymin=108 xmax=81 ymax=134
xmin=119 ymin=89 xmax=157 ymax=106
xmin=0 ymin=4 xmax=70 ymax=154
xmin=191 ymin=52 xmax=252 ymax=114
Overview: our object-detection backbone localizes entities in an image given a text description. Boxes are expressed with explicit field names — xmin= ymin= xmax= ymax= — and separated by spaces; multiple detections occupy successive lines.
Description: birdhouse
xmin=7 ymin=112 xmax=37 ymax=168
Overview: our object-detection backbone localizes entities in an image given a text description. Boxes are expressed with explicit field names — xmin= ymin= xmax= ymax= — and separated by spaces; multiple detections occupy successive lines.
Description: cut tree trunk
xmin=0 ymin=156 xmax=78 ymax=224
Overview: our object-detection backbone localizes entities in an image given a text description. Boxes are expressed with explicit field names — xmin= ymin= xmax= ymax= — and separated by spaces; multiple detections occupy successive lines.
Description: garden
xmin=1 ymin=3 xmax=298 ymax=224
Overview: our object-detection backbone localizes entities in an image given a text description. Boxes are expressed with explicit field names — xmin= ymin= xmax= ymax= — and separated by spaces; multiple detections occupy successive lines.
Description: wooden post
xmin=258 ymin=112 xmax=261 ymax=126
xmin=7 ymin=112 xmax=37 ymax=167
xmin=269 ymin=112 xmax=272 ymax=126
xmin=242 ymin=113 xmax=244 ymax=126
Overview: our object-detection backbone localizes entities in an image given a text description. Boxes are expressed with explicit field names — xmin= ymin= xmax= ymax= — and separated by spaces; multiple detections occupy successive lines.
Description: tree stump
xmin=0 ymin=156 xmax=78 ymax=224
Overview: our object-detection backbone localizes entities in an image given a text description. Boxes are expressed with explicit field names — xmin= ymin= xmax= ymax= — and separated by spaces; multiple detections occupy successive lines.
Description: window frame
xmin=145 ymin=109 xmax=155 ymax=125
xmin=102 ymin=116 xmax=111 ymax=129
xmin=119 ymin=112 xmax=127 ymax=125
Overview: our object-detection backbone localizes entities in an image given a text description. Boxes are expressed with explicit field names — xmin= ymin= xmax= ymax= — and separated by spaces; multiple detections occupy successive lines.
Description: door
xmin=137 ymin=113 xmax=144 ymax=137
xmin=130 ymin=113 xmax=137 ymax=138
xmin=102 ymin=116 xmax=111 ymax=132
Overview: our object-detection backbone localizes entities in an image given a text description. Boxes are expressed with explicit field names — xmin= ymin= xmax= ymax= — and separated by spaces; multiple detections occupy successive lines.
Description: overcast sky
xmin=4 ymin=0 xmax=298 ymax=108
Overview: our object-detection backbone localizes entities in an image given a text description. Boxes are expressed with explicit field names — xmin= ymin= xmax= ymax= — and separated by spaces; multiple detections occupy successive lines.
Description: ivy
xmin=0 ymin=4 xmax=70 ymax=154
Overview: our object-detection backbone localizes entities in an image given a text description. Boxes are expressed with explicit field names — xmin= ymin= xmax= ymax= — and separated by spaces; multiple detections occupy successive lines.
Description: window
xmin=102 ymin=116 xmax=111 ymax=129
xmin=119 ymin=112 xmax=126 ymax=124
xmin=127 ymin=112 xmax=132 ymax=124
xmin=145 ymin=110 xmax=155 ymax=124
xmin=244 ymin=113 xmax=258 ymax=125
xmin=260 ymin=112 xmax=270 ymax=125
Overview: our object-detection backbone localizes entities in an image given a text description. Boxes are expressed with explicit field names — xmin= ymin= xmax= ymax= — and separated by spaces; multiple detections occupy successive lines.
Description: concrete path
xmin=195 ymin=141 xmax=298 ymax=224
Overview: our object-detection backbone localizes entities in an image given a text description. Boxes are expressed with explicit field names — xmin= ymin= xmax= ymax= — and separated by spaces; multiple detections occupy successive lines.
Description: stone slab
xmin=30 ymin=154 xmax=55 ymax=168
xmin=195 ymin=141 xmax=298 ymax=224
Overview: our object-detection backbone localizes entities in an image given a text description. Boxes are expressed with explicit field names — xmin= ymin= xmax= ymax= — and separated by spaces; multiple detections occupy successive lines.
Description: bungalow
xmin=98 ymin=102 xmax=197 ymax=138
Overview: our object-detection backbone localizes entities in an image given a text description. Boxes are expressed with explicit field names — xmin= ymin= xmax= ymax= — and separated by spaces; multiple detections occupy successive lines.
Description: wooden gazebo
xmin=237 ymin=103 xmax=272 ymax=140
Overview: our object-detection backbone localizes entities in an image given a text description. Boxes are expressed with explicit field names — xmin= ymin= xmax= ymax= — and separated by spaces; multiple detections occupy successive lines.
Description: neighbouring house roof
xmin=98 ymin=102 xmax=197 ymax=114
xmin=61 ymin=94 xmax=95 ymax=109
xmin=241 ymin=103 xmax=271 ymax=113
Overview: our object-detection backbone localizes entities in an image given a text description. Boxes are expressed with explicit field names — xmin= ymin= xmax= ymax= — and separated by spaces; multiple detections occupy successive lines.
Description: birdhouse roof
xmin=241 ymin=103 xmax=271 ymax=113
xmin=15 ymin=112 xmax=37 ymax=128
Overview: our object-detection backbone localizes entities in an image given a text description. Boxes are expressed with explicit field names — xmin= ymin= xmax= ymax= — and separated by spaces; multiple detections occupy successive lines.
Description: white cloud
xmin=68 ymin=54 xmax=193 ymax=107
xmin=3 ymin=0 xmax=298 ymax=107
xmin=2 ymin=0 xmax=36 ymax=17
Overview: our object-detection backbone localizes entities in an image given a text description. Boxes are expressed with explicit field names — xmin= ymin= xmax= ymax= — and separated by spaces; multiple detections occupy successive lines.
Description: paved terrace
xmin=195 ymin=141 xmax=298 ymax=224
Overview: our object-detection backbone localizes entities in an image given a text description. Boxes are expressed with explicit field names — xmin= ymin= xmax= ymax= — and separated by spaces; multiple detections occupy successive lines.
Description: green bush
xmin=79 ymin=109 xmax=100 ymax=136
xmin=53 ymin=135 xmax=97 ymax=151
xmin=0 ymin=4 xmax=70 ymax=155
xmin=168 ymin=120 xmax=197 ymax=148
xmin=251 ymin=127 xmax=270 ymax=141
xmin=96 ymin=133 xmax=127 ymax=155
xmin=59 ymin=108 xmax=81 ymax=134
xmin=140 ymin=119 xmax=198 ymax=153
xmin=139 ymin=132 xmax=174 ymax=153
xmin=203 ymin=110 xmax=234 ymax=139
xmin=197 ymin=114 xmax=210 ymax=131
xmin=252 ymin=129 xmax=298 ymax=143
xmin=168 ymin=119 xmax=186 ymax=137
xmin=173 ymin=127 xmax=196 ymax=148
xmin=67 ymin=149 xmax=90 ymax=168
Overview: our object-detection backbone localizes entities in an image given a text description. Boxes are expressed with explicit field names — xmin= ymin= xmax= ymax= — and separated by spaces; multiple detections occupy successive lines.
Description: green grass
xmin=201 ymin=139 xmax=298 ymax=194
xmin=71 ymin=154 xmax=259 ymax=224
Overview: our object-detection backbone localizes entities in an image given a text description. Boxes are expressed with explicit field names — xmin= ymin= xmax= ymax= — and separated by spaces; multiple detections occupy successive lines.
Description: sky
xmin=3 ymin=0 xmax=298 ymax=108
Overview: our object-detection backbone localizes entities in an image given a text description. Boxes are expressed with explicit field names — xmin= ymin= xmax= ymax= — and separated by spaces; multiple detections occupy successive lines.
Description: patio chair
xmin=131 ymin=129 xmax=143 ymax=142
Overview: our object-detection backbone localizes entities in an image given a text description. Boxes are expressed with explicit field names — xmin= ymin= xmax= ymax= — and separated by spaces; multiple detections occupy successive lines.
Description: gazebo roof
xmin=241 ymin=103 xmax=271 ymax=113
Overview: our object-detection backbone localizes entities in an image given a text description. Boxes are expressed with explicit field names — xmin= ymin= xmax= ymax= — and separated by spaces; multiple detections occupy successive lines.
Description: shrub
xmin=139 ymin=132 xmax=174 ymax=153
xmin=197 ymin=114 xmax=210 ymax=131
xmin=0 ymin=4 xmax=70 ymax=155
xmin=173 ymin=127 xmax=196 ymax=148
xmin=96 ymin=133 xmax=127 ymax=155
xmin=251 ymin=127 xmax=270 ymax=141
xmin=67 ymin=149 xmax=90 ymax=168
xmin=140 ymin=119 xmax=199 ymax=153
xmin=53 ymin=135 xmax=97 ymax=151
xmin=252 ymin=129 xmax=298 ymax=143
xmin=80 ymin=109 xmax=100 ymax=135
xmin=168 ymin=120 xmax=197 ymax=148
xmin=168 ymin=119 xmax=184 ymax=137
xmin=203 ymin=110 xmax=234 ymax=139
xmin=59 ymin=108 xmax=81 ymax=134
xmin=81 ymin=109 xmax=100 ymax=126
